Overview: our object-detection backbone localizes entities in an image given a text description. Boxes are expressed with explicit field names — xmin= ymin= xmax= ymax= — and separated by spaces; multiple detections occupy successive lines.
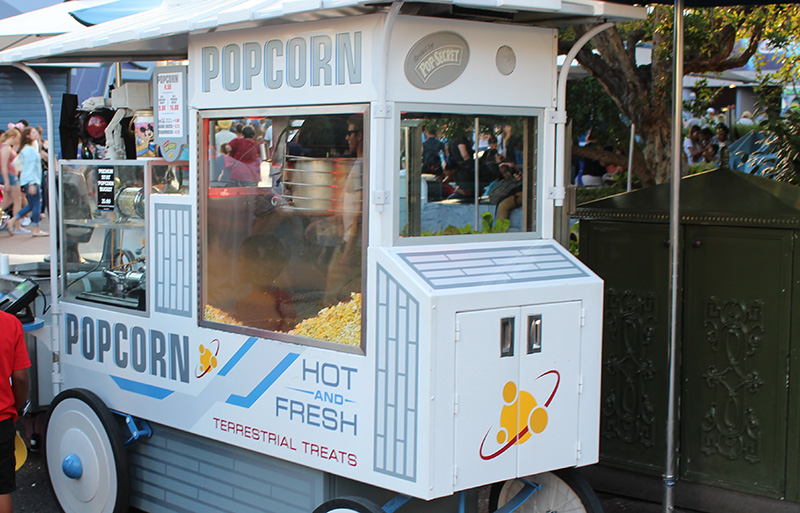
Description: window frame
xmin=58 ymin=159 xmax=152 ymax=317
xmin=392 ymin=103 xmax=545 ymax=245
xmin=198 ymin=104 xmax=370 ymax=355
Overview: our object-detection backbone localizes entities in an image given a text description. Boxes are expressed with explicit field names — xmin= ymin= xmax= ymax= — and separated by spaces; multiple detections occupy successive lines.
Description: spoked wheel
xmin=489 ymin=468 xmax=603 ymax=513
xmin=312 ymin=496 xmax=384 ymax=513
xmin=44 ymin=389 xmax=130 ymax=513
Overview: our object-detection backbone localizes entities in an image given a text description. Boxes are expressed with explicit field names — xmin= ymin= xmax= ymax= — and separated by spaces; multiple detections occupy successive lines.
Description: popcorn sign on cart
xmin=0 ymin=0 xmax=644 ymax=512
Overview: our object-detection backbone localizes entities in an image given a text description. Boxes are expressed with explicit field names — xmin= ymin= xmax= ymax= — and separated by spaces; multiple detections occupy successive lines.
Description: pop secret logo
xmin=404 ymin=32 xmax=469 ymax=90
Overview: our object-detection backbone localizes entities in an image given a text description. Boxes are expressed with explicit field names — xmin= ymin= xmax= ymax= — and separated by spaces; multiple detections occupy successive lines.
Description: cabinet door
xmin=454 ymin=307 xmax=521 ymax=490
xmin=681 ymin=226 xmax=792 ymax=498
xmin=453 ymin=302 xmax=582 ymax=489
xmin=516 ymin=302 xmax=582 ymax=477
xmin=581 ymin=221 xmax=671 ymax=473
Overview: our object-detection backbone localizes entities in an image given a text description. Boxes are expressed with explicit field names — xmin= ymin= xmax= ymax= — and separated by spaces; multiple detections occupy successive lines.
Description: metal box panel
xmin=581 ymin=221 xmax=671 ymax=474
xmin=680 ymin=226 xmax=792 ymax=498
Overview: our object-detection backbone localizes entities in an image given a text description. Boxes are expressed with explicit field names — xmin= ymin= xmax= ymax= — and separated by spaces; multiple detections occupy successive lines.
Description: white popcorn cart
xmin=0 ymin=0 xmax=643 ymax=511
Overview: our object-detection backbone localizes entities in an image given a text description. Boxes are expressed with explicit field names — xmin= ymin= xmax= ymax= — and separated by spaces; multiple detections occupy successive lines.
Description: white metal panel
xmin=387 ymin=17 xmax=557 ymax=109
xmin=516 ymin=301 xmax=580 ymax=476
xmin=454 ymin=307 xmax=520 ymax=490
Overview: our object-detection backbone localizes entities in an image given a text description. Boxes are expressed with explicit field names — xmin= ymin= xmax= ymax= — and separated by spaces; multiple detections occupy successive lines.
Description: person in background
xmin=421 ymin=127 xmax=445 ymax=175
xmin=683 ymin=125 xmax=704 ymax=165
xmin=737 ymin=111 xmax=754 ymax=126
xmin=227 ymin=125 xmax=262 ymax=186
xmin=9 ymin=128 xmax=46 ymax=236
xmin=0 ymin=310 xmax=31 ymax=513
xmin=0 ymin=129 xmax=23 ymax=235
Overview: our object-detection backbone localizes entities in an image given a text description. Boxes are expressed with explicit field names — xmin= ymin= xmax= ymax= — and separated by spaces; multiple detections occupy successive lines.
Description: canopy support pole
xmin=12 ymin=62 xmax=62 ymax=397
xmin=554 ymin=22 xmax=614 ymax=208
xmin=665 ymin=1 xmax=684 ymax=511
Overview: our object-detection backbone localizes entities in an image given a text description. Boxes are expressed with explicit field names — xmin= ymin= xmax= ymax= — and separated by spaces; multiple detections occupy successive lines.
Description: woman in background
xmin=0 ymin=128 xmax=23 ymax=235
xmin=8 ymin=128 xmax=47 ymax=236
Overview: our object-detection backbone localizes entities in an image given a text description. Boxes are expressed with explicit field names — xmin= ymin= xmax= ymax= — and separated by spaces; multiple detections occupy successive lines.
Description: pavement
xmin=0 ymin=218 xmax=52 ymax=266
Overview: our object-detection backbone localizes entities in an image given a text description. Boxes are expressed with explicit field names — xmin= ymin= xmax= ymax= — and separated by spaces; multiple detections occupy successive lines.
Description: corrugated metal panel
xmin=0 ymin=65 xmax=66 ymax=156
xmin=129 ymin=423 xmax=327 ymax=513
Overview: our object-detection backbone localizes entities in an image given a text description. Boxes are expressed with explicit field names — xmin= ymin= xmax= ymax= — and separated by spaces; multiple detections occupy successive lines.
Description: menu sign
xmin=97 ymin=167 xmax=115 ymax=211
xmin=154 ymin=65 xmax=188 ymax=161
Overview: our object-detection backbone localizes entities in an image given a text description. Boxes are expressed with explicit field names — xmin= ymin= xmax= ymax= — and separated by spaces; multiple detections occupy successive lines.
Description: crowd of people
xmin=683 ymin=107 xmax=734 ymax=166
xmin=421 ymin=122 xmax=523 ymax=211
xmin=0 ymin=120 xmax=48 ymax=237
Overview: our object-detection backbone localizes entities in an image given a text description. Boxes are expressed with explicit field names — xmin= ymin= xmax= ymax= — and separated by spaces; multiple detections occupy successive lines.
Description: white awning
xmin=0 ymin=0 xmax=123 ymax=52
xmin=0 ymin=0 xmax=645 ymax=64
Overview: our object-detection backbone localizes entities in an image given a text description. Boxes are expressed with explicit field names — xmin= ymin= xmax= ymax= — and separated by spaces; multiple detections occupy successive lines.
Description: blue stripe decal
xmin=226 ymin=352 xmax=300 ymax=408
xmin=110 ymin=376 xmax=174 ymax=399
xmin=218 ymin=337 xmax=258 ymax=377
xmin=286 ymin=387 xmax=315 ymax=396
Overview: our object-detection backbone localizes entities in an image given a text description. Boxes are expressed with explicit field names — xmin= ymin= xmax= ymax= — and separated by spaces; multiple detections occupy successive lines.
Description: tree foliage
xmin=561 ymin=5 xmax=800 ymax=185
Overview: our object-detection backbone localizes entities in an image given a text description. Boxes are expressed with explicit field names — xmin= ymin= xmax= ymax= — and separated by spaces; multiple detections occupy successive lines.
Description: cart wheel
xmin=312 ymin=496 xmax=384 ymax=513
xmin=44 ymin=389 xmax=130 ymax=513
xmin=489 ymin=468 xmax=602 ymax=513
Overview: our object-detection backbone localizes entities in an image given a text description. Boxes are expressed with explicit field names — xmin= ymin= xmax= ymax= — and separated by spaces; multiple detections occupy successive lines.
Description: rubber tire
xmin=312 ymin=496 xmax=385 ymax=513
xmin=44 ymin=388 xmax=130 ymax=513
xmin=489 ymin=468 xmax=603 ymax=513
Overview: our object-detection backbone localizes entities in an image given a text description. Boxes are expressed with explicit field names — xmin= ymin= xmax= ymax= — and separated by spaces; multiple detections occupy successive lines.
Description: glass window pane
xmin=399 ymin=113 xmax=536 ymax=238
xmin=60 ymin=162 xmax=148 ymax=311
xmin=203 ymin=111 xmax=365 ymax=350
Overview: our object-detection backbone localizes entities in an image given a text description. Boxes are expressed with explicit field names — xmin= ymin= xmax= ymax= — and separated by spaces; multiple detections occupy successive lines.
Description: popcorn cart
xmin=0 ymin=0 xmax=643 ymax=511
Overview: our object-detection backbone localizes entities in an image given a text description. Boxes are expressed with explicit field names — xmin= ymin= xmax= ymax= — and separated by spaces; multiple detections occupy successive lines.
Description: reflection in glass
xmin=203 ymin=112 xmax=364 ymax=349
xmin=399 ymin=113 xmax=536 ymax=237
xmin=60 ymin=162 xmax=148 ymax=311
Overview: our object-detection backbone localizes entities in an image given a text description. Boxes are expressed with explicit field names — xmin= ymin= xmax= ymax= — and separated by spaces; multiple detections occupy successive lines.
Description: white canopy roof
xmin=0 ymin=0 xmax=122 ymax=52
xmin=0 ymin=0 xmax=644 ymax=64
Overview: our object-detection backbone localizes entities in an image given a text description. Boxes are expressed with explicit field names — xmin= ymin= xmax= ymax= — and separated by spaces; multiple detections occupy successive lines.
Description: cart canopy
xmin=0 ymin=0 xmax=644 ymax=64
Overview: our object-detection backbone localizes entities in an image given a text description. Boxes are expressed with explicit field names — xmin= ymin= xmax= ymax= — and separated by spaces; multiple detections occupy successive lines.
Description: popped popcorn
xmin=204 ymin=304 xmax=244 ymax=326
xmin=289 ymin=293 xmax=361 ymax=346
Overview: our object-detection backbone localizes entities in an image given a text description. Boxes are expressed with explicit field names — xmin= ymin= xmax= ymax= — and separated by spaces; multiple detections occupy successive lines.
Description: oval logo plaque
xmin=404 ymin=32 xmax=470 ymax=90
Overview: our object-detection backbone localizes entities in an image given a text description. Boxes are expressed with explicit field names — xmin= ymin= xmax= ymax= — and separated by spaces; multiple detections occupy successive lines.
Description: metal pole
xmin=474 ymin=116 xmax=480 ymax=228
xmin=555 ymin=22 xmax=614 ymax=207
xmin=665 ymin=0 xmax=684 ymax=511
xmin=627 ymin=123 xmax=635 ymax=192
xmin=12 ymin=63 xmax=62 ymax=397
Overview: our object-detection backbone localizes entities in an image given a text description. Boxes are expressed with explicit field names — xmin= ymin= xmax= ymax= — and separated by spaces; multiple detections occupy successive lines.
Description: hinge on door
xmin=581 ymin=308 xmax=586 ymax=327
xmin=455 ymin=320 xmax=460 ymax=342
xmin=578 ymin=375 xmax=584 ymax=394
xmin=576 ymin=441 xmax=582 ymax=460
xmin=454 ymin=394 xmax=459 ymax=415
xmin=453 ymin=465 xmax=458 ymax=485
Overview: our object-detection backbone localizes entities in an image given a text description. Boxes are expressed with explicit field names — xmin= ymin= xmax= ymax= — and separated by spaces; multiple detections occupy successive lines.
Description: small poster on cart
xmin=96 ymin=167 xmax=115 ymax=211
xmin=154 ymin=65 xmax=188 ymax=161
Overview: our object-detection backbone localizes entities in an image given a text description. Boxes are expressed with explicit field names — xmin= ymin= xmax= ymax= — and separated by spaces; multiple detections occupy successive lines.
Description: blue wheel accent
xmin=62 ymin=453 xmax=83 ymax=479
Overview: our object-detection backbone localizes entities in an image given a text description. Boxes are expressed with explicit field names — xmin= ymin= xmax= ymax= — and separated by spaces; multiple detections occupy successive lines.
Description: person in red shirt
xmin=0 ymin=311 xmax=31 ymax=513
xmin=227 ymin=124 xmax=262 ymax=185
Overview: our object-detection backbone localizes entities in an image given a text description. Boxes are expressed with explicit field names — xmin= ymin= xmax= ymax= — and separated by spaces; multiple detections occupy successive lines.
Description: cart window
xmin=60 ymin=162 xmax=148 ymax=311
xmin=202 ymin=112 xmax=365 ymax=351
xmin=399 ymin=113 xmax=537 ymax=237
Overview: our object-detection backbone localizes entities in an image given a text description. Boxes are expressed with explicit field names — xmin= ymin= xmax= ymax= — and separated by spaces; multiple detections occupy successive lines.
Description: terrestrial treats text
xmin=213 ymin=417 xmax=357 ymax=466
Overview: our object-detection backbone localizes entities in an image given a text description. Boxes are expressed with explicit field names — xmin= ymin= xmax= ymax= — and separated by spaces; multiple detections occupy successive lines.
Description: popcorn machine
xmin=0 ymin=1 xmax=643 ymax=512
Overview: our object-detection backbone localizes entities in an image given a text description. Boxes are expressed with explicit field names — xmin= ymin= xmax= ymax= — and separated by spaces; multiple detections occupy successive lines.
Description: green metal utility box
xmin=576 ymin=169 xmax=800 ymax=509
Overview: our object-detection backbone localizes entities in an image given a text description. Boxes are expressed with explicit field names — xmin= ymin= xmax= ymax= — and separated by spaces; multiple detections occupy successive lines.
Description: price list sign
xmin=97 ymin=167 xmax=115 ymax=211
xmin=154 ymin=65 xmax=188 ymax=161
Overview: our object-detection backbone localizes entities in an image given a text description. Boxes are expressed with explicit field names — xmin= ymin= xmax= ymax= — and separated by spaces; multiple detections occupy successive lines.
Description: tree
xmin=562 ymin=5 xmax=800 ymax=185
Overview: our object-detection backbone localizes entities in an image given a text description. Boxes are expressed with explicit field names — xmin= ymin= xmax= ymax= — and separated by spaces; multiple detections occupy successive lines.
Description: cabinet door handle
xmin=500 ymin=317 xmax=515 ymax=357
xmin=527 ymin=315 xmax=542 ymax=354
